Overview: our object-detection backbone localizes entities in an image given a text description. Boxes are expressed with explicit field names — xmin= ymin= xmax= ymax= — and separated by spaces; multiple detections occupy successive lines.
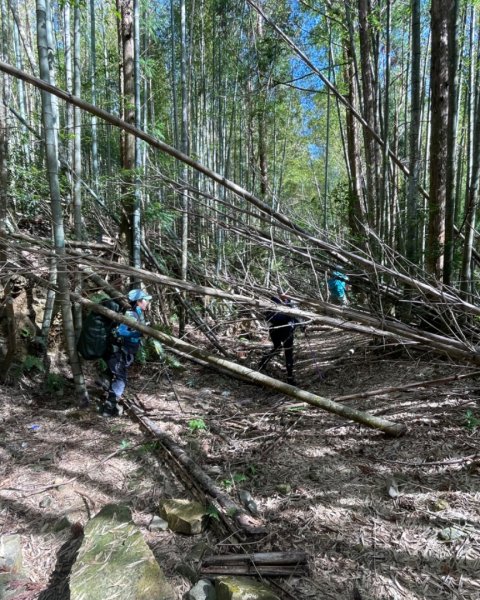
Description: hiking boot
xmin=100 ymin=399 xmax=120 ymax=418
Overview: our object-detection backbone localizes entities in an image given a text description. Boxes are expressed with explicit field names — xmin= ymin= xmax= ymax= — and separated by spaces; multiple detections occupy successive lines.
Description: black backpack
xmin=77 ymin=299 xmax=122 ymax=360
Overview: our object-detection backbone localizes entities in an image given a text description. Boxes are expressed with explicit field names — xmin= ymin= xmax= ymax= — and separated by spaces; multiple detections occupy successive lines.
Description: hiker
xmin=101 ymin=288 xmax=152 ymax=417
xmin=327 ymin=266 xmax=350 ymax=306
xmin=258 ymin=289 xmax=299 ymax=386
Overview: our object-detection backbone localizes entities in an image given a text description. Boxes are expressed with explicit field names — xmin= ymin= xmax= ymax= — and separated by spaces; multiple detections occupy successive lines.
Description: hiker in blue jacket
xmin=258 ymin=289 xmax=299 ymax=386
xmin=327 ymin=266 xmax=350 ymax=306
xmin=101 ymin=288 xmax=152 ymax=417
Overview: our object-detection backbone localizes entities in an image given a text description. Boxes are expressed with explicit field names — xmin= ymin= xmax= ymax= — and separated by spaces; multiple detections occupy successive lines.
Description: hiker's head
xmin=128 ymin=288 xmax=152 ymax=308
xmin=331 ymin=265 xmax=346 ymax=277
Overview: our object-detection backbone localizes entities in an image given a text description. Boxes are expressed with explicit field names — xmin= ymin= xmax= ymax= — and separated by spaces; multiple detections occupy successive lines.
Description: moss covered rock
xmin=215 ymin=576 xmax=280 ymax=600
xmin=70 ymin=504 xmax=174 ymax=600
xmin=159 ymin=499 xmax=206 ymax=535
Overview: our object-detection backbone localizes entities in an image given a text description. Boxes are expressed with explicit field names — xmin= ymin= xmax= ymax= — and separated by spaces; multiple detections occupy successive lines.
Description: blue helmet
xmin=128 ymin=288 xmax=152 ymax=302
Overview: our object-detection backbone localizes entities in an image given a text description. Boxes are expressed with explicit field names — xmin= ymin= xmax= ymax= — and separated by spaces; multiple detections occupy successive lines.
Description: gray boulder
xmin=70 ymin=504 xmax=175 ymax=600
xmin=185 ymin=578 xmax=216 ymax=600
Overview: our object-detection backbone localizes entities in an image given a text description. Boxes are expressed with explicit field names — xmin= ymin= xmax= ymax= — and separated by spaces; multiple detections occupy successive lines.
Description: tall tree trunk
xmin=443 ymin=0 xmax=460 ymax=285
xmin=179 ymin=0 xmax=189 ymax=336
xmin=406 ymin=0 xmax=421 ymax=266
xmin=89 ymin=0 xmax=99 ymax=208
xmin=36 ymin=0 xmax=88 ymax=406
xmin=63 ymin=2 xmax=73 ymax=206
xmin=132 ymin=0 xmax=141 ymax=272
xmin=357 ymin=0 xmax=380 ymax=229
xmin=0 ymin=0 xmax=8 ymax=263
xmin=427 ymin=0 xmax=449 ymax=278
xmin=72 ymin=1 xmax=82 ymax=331
xmin=343 ymin=43 xmax=366 ymax=240
xmin=118 ymin=0 xmax=136 ymax=265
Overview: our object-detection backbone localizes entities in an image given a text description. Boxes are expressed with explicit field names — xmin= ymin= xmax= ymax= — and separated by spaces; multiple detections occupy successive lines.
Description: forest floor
xmin=1 ymin=324 xmax=480 ymax=600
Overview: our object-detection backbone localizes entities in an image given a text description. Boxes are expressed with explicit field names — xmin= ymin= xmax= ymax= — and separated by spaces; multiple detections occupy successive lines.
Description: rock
xmin=159 ymin=499 xmax=206 ymax=535
xmin=185 ymin=578 xmax=216 ymax=600
xmin=0 ymin=536 xmax=27 ymax=600
xmin=0 ymin=535 xmax=23 ymax=574
xmin=215 ymin=577 xmax=279 ymax=600
xmin=438 ymin=527 xmax=467 ymax=542
xmin=432 ymin=499 xmax=449 ymax=512
xmin=386 ymin=477 xmax=399 ymax=499
xmin=238 ymin=490 xmax=259 ymax=516
xmin=0 ymin=573 xmax=30 ymax=600
xmin=70 ymin=504 xmax=174 ymax=600
xmin=149 ymin=516 xmax=169 ymax=531
xmin=39 ymin=494 xmax=53 ymax=508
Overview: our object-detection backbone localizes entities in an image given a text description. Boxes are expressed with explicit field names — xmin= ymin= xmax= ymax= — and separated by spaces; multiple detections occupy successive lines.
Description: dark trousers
xmin=259 ymin=325 xmax=295 ymax=380
xmin=106 ymin=348 xmax=134 ymax=404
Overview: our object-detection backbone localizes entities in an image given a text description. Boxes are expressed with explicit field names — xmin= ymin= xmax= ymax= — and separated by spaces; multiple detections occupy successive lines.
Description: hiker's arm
xmin=117 ymin=320 xmax=142 ymax=340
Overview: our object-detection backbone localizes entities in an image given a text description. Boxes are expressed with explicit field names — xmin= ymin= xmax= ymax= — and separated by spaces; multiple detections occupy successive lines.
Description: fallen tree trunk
xmin=202 ymin=551 xmax=308 ymax=566
xmin=124 ymin=399 xmax=267 ymax=537
xmin=200 ymin=551 xmax=309 ymax=577
xmin=76 ymin=296 xmax=407 ymax=437
xmin=200 ymin=565 xmax=306 ymax=577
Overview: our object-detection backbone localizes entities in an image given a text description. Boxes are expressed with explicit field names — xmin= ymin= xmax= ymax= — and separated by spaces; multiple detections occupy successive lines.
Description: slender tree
xmin=35 ymin=0 xmax=88 ymax=405
xmin=427 ymin=0 xmax=449 ymax=278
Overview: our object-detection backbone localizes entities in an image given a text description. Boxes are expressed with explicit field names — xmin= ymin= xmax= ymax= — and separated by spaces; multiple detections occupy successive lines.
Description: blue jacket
xmin=328 ymin=271 xmax=349 ymax=299
xmin=115 ymin=307 xmax=145 ymax=353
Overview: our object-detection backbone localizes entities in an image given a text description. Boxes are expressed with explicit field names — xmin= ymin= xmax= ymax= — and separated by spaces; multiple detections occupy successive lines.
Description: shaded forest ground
xmin=1 ymin=324 xmax=480 ymax=599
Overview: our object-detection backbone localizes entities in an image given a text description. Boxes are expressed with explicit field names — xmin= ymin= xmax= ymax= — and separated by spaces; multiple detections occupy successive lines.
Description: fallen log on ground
xmin=124 ymin=398 xmax=267 ymax=538
xmin=200 ymin=551 xmax=309 ymax=576
xmin=200 ymin=565 xmax=306 ymax=577
xmin=203 ymin=551 xmax=308 ymax=566
xmin=77 ymin=296 xmax=407 ymax=437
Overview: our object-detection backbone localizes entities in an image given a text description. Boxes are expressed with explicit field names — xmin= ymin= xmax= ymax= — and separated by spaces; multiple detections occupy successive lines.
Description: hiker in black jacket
xmin=258 ymin=289 xmax=299 ymax=386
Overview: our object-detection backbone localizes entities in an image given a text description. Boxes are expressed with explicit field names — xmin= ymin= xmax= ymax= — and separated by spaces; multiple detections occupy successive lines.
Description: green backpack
xmin=77 ymin=299 xmax=122 ymax=360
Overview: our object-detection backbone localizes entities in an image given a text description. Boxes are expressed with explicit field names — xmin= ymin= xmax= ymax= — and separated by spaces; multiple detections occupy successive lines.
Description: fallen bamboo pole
xmin=202 ymin=551 xmax=308 ymax=566
xmin=124 ymin=399 xmax=267 ymax=537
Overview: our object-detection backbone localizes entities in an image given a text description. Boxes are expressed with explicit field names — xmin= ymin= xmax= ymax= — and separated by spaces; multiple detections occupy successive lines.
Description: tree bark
xmin=35 ymin=0 xmax=88 ymax=406
xmin=427 ymin=0 xmax=449 ymax=278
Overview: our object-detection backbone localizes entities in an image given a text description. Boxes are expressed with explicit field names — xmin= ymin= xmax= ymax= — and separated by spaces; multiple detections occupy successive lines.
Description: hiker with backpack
xmin=258 ymin=289 xmax=300 ymax=386
xmin=101 ymin=288 xmax=152 ymax=417
xmin=327 ymin=266 xmax=350 ymax=306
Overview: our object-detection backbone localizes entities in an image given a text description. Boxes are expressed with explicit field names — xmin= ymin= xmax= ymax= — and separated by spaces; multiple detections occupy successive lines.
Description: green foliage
xmin=188 ymin=418 xmax=207 ymax=433
xmin=135 ymin=441 xmax=160 ymax=454
xmin=205 ymin=504 xmax=220 ymax=521
xmin=149 ymin=339 xmax=165 ymax=359
xmin=22 ymin=355 xmax=44 ymax=373
xmin=46 ymin=373 xmax=65 ymax=393
xmin=464 ymin=410 xmax=480 ymax=431
xmin=119 ymin=439 xmax=131 ymax=450
xmin=144 ymin=203 xmax=176 ymax=230
xmin=221 ymin=472 xmax=247 ymax=491
xmin=132 ymin=346 xmax=146 ymax=365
